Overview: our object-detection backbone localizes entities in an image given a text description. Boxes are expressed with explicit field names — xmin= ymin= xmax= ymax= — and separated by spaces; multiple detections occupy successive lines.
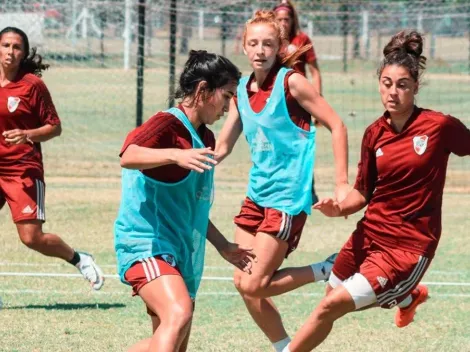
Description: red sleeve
xmin=441 ymin=115 xmax=470 ymax=157
xmin=119 ymin=112 xmax=181 ymax=157
xmin=354 ymin=126 xmax=378 ymax=200
xmin=30 ymin=79 xmax=60 ymax=126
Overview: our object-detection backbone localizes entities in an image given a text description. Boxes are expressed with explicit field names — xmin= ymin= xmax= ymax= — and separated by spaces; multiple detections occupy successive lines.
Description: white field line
xmin=0 ymin=263 xmax=468 ymax=276
xmin=1 ymin=271 xmax=470 ymax=287
xmin=1 ymin=289 xmax=470 ymax=299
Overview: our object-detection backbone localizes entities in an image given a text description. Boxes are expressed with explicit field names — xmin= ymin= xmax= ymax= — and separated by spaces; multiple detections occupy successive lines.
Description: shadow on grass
xmin=5 ymin=303 xmax=125 ymax=310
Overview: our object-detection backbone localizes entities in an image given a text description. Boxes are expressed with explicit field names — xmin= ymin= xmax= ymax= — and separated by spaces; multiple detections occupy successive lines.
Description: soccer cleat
xmin=322 ymin=252 xmax=338 ymax=281
xmin=395 ymin=284 xmax=429 ymax=328
xmin=75 ymin=251 xmax=105 ymax=290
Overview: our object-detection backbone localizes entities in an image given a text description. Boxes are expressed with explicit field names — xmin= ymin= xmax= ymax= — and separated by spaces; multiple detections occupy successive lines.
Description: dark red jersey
xmin=354 ymin=107 xmax=470 ymax=256
xmin=120 ymin=105 xmax=215 ymax=183
xmin=234 ymin=63 xmax=311 ymax=131
xmin=0 ymin=72 xmax=61 ymax=176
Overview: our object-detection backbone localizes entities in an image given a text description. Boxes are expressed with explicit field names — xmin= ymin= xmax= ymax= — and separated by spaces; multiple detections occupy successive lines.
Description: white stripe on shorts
xmin=144 ymin=258 xmax=156 ymax=280
xmin=149 ymin=257 xmax=161 ymax=277
xmin=139 ymin=259 xmax=151 ymax=282
xmin=282 ymin=215 xmax=293 ymax=241
xmin=277 ymin=213 xmax=287 ymax=239
xmin=376 ymin=256 xmax=428 ymax=305
xmin=276 ymin=214 xmax=292 ymax=242
xmin=35 ymin=179 xmax=45 ymax=221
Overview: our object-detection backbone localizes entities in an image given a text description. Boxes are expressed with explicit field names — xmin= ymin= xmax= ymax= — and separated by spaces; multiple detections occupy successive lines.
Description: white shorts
xmin=329 ymin=271 xmax=377 ymax=310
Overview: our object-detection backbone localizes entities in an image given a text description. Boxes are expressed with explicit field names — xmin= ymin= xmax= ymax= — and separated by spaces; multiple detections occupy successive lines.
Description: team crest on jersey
xmin=7 ymin=96 xmax=20 ymax=113
xmin=413 ymin=135 xmax=428 ymax=155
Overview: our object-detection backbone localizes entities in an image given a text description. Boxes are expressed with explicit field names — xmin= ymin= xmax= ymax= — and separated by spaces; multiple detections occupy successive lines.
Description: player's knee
xmin=18 ymin=228 xmax=43 ymax=249
xmin=237 ymin=275 xmax=269 ymax=297
xmin=316 ymin=295 xmax=344 ymax=322
xmin=164 ymin=304 xmax=193 ymax=330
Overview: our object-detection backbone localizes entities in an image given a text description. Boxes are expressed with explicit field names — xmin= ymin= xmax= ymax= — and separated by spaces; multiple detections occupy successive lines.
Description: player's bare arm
xmin=307 ymin=61 xmax=322 ymax=95
xmin=314 ymin=188 xmax=368 ymax=218
xmin=214 ymin=97 xmax=242 ymax=163
xmin=206 ymin=220 xmax=256 ymax=273
xmin=288 ymin=72 xmax=349 ymax=198
xmin=120 ymin=144 xmax=216 ymax=173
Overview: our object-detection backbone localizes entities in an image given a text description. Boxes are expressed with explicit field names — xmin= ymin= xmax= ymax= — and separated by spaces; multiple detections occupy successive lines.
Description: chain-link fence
xmin=1 ymin=0 xmax=469 ymax=190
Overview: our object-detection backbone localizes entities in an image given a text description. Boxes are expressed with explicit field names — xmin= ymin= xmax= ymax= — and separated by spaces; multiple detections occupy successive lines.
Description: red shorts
xmin=234 ymin=197 xmax=307 ymax=257
xmin=333 ymin=232 xmax=431 ymax=309
xmin=124 ymin=255 xmax=182 ymax=316
xmin=0 ymin=173 xmax=46 ymax=223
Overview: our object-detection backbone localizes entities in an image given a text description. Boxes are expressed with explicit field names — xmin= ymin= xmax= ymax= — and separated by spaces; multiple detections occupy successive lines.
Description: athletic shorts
xmin=124 ymin=254 xmax=182 ymax=316
xmin=234 ymin=197 xmax=307 ymax=257
xmin=331 ymin=232 xmax=431 ymax=309
xmin=0 ymin=173 xmax=46 ymax=223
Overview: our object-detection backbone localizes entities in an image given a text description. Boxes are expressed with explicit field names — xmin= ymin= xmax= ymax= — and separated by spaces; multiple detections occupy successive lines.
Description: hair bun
xmin=383 ymin=30 xmax=423 ymax=59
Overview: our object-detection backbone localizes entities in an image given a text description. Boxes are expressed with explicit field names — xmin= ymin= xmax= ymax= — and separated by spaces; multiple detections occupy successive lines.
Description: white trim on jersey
xmin=376 ymin=256 xmax=428 ymax=305
xmin=35 ymin=179 xmax=45 ymax=221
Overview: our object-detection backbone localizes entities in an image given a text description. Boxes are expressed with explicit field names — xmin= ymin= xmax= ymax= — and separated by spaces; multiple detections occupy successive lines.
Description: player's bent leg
xmin=236 ymin=231 xmax=288 ymax=297
xmin=16 ymin=220 xmax=74 ymax=260
xmin=233 ymin=227 xmax=289 ymax=346
xmin=288 ymin=276 xmax=374 ymax=352
xmin=127 ymin=316 xmax=190 ymax=352
xmin=139 ymin=275 xmax=193 ymax=352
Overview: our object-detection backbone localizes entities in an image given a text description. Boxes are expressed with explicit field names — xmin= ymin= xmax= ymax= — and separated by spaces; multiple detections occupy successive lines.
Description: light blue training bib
xmin=237 ymin=67 xmax=316 ymax=215
xmin=114 ymin=107 xmax=214 ymax=298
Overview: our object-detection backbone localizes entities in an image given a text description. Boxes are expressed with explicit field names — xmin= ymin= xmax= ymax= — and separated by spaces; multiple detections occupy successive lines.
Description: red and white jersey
xmin=355 ymin=107 xmax=470 ymax=257
xmin=0 ymin=71 xmax=60 ymax=176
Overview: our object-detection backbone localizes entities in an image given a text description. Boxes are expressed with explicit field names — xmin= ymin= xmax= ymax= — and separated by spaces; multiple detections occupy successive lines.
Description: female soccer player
xmin=274 ymin=0 xmax=322 ymax=95
xmin=0 ymin=27 xmax=104 ymax=290
xmin=114 ymin=50 xmax=255 ymax=352
xmin=215 ymin=11 xmax=349 ymax=352
xmin=283 ymin=30 xmax=470 ymax=352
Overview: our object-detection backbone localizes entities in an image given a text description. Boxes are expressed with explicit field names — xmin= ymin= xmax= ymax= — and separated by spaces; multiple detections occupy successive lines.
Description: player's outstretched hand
xmin=334 ymin=183 xmax=352 ymax=219
xmin=218 ymin=242 xmax=257 ymax=274
xmin=313 ymin=198 xmax=343 ymax=217
xmin=3 ymin=129 xmax=32 ymax=145
xmin=173 ymin=147 xmax=217 ymax=173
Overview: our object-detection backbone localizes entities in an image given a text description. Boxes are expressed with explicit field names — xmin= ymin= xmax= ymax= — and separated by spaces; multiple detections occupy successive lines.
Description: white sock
xmin=282 ymin=344 xmax=291 ymax=352
xmin=310 ymin=261 xmax=332 ymax=281
xmin=398 ymin=294 xmax=413 ymax=308
xmin=273 ymin=337 xmax=291 ymax=352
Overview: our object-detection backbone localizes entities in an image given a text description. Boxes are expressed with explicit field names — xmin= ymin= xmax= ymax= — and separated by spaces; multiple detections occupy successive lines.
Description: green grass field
xmin=1 ymin=59 xmax=470 ymax=351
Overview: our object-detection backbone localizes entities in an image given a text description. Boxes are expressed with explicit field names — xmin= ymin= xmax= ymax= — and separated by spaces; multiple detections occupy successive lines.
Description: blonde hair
xmin=243 ymin=10 xmax=311 ymax=69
